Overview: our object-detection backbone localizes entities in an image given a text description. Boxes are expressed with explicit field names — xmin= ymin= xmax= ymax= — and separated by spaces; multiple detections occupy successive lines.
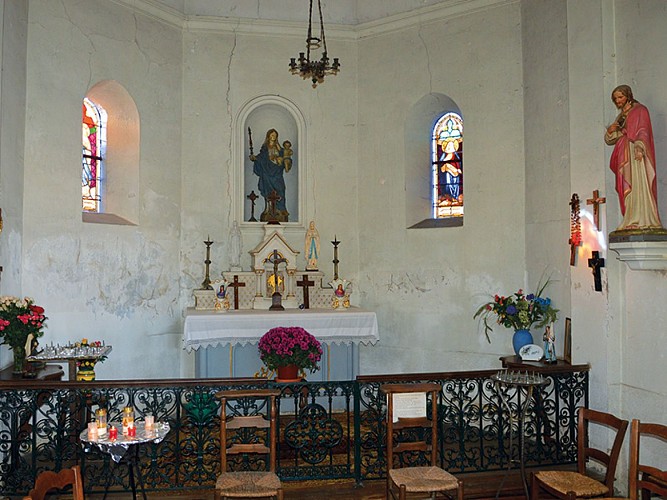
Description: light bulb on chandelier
xmin=289 ymin=0 xmax=340 ymax=88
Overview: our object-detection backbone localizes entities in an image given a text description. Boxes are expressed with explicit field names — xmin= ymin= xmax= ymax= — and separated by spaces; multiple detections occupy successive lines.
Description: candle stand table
xmin=80 ymin=421 xmax=170 ymax=499
xmin=492 ymin=370 xmax=548 ymax=500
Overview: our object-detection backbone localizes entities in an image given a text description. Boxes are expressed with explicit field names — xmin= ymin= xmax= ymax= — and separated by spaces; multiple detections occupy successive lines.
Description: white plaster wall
xmin=178 ymin=25 xmax=360 ymax=374
xmin=5 ymin=0 xmax=666 ymax=436
xmin=357 ymin=1 xmax=527 ymax=374
xmin=0 ymin=0 xmax=28 ymax=368
xmin=20 ymin=0 xmax=184 ymax=379
xmin=521 ymin=0 xmax=571 ymax=345
xmin=610 ymin=0 xmax=667 ymax=428
xmin=563 ymin=0 xmax=618 ymax=418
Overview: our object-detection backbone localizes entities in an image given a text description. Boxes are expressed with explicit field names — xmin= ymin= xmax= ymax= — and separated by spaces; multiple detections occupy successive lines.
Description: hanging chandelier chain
xmin=318 ymin=0 xmax=327 ymax=54
xmin=288 ymin=0 xmax=340 ymax=88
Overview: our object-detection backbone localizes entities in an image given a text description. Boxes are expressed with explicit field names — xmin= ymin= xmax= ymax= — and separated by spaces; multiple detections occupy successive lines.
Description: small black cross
xmin=296 ymin=274 xmax=315 ymax=309
xmin=588 ymin=251 xmax=605 ymax=292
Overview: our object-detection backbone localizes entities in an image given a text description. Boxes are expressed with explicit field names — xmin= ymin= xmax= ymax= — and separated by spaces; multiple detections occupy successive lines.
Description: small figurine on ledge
xmin=543 ymin=324 xmax=557 ymax=364
xmin=213 ymin=279 xmax=230 ymax=312
xmin=329 ymin=278 xmax=352 ymax=310
xmin=305 ymin=220 xmax=320 ymax=271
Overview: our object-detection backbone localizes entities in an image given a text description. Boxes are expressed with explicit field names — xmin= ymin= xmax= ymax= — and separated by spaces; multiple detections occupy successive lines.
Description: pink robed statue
xmin=605 ymin=84 xmax=666 ymax=234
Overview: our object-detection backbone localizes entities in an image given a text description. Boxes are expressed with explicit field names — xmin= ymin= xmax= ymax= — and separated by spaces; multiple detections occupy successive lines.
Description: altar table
xmin=183 ymin=307 xmax=379 ymax=380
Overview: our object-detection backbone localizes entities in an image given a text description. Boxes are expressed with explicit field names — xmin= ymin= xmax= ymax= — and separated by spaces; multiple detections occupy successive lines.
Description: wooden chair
xmin=381 ymin=383 xmax=464 ymax=500
xmin=23 ymin=465 xmax=84 ymax=500
xmin=628 ymin=419 xmax=667 ymax=500
xmin=215 ymin=389 xmax=283 ymax=500
xmin=531 ymin=407 xmax=629 ymax=500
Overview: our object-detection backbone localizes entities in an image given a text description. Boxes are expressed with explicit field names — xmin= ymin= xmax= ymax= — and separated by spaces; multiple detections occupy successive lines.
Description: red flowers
xmin=0 ymin=296 xmax=47 ymax=350
xmin=258 ymin=327 xmax=322 ymax=373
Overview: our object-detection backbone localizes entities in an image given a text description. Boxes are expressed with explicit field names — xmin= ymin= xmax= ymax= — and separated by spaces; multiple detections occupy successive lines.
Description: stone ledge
xmin=609 ymin=234 xmax=667 ymax=270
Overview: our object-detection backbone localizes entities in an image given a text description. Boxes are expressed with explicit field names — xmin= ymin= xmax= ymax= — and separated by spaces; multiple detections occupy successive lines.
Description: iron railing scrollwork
xmin=0 ymin=367 xmax=588 ymax=496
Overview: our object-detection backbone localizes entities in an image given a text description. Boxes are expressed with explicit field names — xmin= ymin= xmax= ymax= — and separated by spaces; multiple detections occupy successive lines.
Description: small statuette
xmin=212 ymin=279 xmax=231 ymax=312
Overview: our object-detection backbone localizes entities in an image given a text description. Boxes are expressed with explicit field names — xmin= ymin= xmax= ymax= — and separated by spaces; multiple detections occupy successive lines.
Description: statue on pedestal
xmin=605 ymin=85 xmax=667 ymax=235
xmin=305 ymin=220 xmax=320 ymax=271
xmin=229 ymin=220 xmax=243 ymax=270
xmin=249 ymin=128 xmax=293 ymax=223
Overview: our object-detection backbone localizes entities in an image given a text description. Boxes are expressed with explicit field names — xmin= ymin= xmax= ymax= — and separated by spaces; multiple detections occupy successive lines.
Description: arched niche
xmin=83 ymin=80 xmax=140 ymax=225
xmin=405 ymin=93 xmax=462 ymax=228
xmin=234 ymin=95 xmax=307 ymax=227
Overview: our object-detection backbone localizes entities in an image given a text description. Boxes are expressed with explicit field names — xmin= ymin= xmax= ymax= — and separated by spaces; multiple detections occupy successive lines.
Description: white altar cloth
xmin=183 ymin=307 xmax=379 ymax=352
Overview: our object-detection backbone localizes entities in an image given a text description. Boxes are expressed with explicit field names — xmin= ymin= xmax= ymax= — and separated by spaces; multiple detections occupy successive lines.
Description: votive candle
xmin=145 ymin=415 xmax=155 ymax=430
xmin=87 ymin=422 xmax=98 ymax=441
xmin=108 ymin=425 xmax=118 ymax=441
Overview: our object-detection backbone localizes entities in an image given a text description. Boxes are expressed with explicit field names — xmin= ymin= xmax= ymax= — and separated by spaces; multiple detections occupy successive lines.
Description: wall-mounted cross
xmin=296 ymin=274 xmax=315 ymax=309
xmin=588 ymin=250 xmax=605 ymax=292
xmin=586 ymin=190 xmax=606 ymax=231
xmin=228 ymin=275 xmax=246 ymax=310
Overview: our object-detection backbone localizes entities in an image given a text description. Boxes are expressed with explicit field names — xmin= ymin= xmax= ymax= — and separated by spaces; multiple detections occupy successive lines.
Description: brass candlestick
xmin=331 ymin=235 xmax=340 ymax=280
xmin=201 ymin=236 xmax=214 ymax=290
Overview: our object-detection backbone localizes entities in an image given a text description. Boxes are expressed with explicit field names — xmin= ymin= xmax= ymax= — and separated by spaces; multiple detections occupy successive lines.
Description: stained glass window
xmin=432 ymin=112 xmax=463 ymax=218
xmin=82 ymin=98 xmax=107 ymax=212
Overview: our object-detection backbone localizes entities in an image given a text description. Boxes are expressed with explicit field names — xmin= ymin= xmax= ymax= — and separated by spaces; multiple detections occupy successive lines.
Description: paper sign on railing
xmin=389 ymin=392 xmax=426 ymax=423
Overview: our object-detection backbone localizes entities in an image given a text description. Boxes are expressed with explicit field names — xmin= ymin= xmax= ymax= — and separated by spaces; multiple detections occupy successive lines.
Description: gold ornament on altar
xmin=329 ymin=278 xmax=352 ymax=310
xmin=267 ymin=273 xmax=284 ymax=295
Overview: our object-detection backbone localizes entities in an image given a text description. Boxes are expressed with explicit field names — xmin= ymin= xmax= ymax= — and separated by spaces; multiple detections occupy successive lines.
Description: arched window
xmin=432 ymin=112 xmax=463 ymax=218
xmin=81 ymin=80 xmax=139 ymax=225
xmin=82 ymin=98 xmax=107 ymax=212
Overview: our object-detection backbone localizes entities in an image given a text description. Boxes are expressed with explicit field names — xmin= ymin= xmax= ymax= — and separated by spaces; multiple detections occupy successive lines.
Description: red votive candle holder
xmin=108 ymin=425 xmax=118 ymax=441
xmin=127 ymin=424 xmax=136 ymax=437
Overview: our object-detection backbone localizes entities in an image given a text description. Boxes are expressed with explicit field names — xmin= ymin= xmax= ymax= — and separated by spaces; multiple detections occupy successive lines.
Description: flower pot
xmin=276 ymin=364 xmax=301 ymax=383
xmin=76 ymin=358 xmax=98 ymax=382
xmin=512 ymin=329 xmax=533 ymax=355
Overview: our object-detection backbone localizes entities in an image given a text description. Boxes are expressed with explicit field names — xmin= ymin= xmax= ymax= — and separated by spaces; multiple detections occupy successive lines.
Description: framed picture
xmin=563 ymin=317 xmax=572 ymax=364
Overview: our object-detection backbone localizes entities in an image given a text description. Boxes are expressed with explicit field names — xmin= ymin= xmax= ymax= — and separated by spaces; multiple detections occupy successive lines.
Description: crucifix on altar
xmin=266 ymin=190 xmax=282 ymax=225
xmin=297 ymin=274 xmax=315 ymax=309
xmin=268 ymin=249 xmax=287 ymax=310
xmin=228 ymin=275 xmax=246 ymax=310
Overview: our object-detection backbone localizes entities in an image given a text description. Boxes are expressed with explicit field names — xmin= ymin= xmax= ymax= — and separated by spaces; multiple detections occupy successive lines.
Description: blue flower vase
xmin=512 ymin=329 xmax=533 ymax=355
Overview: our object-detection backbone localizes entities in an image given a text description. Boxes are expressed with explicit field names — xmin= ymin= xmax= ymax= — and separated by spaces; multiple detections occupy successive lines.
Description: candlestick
xmin=331 ymin=235 xmax=340 ymax=280
xmin=201 ymin=237 xmax=214 ymax=290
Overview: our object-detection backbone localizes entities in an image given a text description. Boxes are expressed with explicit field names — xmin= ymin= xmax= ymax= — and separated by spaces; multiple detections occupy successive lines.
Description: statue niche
xmin=241 ymin=97 xmax=302 ymax=224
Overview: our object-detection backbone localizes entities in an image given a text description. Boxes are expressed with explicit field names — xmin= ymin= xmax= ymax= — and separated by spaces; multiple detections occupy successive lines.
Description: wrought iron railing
xmin=0 ymin=366 xmax=588 ymax=496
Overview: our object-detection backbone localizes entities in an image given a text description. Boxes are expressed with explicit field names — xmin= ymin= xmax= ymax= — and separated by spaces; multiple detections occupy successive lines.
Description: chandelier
xmin=289 ymin=0 xmax=340 ymax=88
